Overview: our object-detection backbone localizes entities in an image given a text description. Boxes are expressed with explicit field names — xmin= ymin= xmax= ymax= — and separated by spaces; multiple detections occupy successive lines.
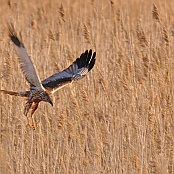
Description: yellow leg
xmin=26 ymin=118 xmax=31 ymax=129
xmin=30 ymin=102 xmax=39 ymax=130
xmin=24 ymin=101 xmax=32 ymax=129
xmin=31 ymin=116 xmax=36 ymax=130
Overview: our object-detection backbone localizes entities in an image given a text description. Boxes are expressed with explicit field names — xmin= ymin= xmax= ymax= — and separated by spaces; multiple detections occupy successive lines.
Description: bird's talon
xmin=26 ymin=123 xmax=36 ymax=130
xmin=32 ymin=124 xmax=36 ymax=130
xmin=26 ymin=123 xmax=32 ymax=129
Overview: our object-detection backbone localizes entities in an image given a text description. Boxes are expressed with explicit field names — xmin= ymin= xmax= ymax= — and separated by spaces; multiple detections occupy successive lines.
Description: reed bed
xmin=0 ymin=0 xmax=174 ymax=173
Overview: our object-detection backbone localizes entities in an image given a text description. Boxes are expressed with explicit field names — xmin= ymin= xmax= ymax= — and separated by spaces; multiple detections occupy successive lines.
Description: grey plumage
xmin=1 ymin=24 xmax=96 ymax=129
xmin=42 ymin=49 xmax=96 ymax=93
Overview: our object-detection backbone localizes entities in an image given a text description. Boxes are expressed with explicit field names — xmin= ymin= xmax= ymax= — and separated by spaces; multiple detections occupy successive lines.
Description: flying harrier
xmin=1 ymin=24 xmax=96 ymax=129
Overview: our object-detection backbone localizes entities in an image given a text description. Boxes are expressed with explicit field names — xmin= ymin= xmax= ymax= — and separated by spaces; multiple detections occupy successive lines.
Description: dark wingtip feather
xmin=77 ymin=49 xmax=96 ymax=71
xmin=8 ymin=23 xmax=22 ymax=47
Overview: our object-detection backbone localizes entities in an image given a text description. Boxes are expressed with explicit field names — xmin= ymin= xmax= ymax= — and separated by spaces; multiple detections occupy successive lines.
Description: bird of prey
xmin=1 ymin=24 xmax=96 ymax=129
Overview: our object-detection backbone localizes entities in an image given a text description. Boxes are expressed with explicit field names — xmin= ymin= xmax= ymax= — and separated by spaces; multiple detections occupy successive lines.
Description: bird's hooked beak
xmin=49 ymin=100 xmax=53 ymax=106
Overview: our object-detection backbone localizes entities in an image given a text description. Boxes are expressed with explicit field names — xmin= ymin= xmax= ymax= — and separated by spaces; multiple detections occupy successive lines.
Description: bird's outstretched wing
xmin=42 ymin=49 xmax=96 ymax=94
xmin=8 ymin=24 xmax=42 ymax=88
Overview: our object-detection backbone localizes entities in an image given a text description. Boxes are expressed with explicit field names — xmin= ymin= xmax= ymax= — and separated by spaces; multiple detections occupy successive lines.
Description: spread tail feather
xmin=0 ymin=90 xmax=30 ymax=97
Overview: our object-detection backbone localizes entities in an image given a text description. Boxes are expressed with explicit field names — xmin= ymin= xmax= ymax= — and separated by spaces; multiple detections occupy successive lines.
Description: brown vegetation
xmin=0 ymin=0 xmax=174 ymax=173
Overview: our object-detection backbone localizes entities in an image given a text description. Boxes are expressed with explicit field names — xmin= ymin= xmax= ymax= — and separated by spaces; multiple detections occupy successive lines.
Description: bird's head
xmin=43 ymin=92 xmax=53 ymax=107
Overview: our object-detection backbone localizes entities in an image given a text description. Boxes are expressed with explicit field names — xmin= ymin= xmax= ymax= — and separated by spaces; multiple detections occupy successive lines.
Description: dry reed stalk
xmin=116 ymin=8 xmax=121 ymax=23
xmin=123 ymin=60 xmax=131 ymax=81
xmin=48 ymin=29 xmax=55 ymax=41
xmin=136 ymin=24 xmax=148 ymax=48
xmin=99 ymin=77 xmax=109 ymax=101
xmin=30 ymin=19 xmax=37 ymax=29
xmin=142 ymin=53 xmax=149 ymax=77
xmin=91 ymin=0 xmax=94 ymax=5
xmin=134 ymin=64 xmax=144 ymax=84
xmin=92 ymin=8 xmax=97 ymax=20
xmin=67 ymin=121 xmax=75 ymax=139
xmin=110 ymin=0 xmax=114 ymax=6
xmin=148 ymin=107 xmax=156 ymax=129
xmin=37 ymin=7 xmax=44 ymax=22
xmin=152 ymin=4 xmax=161 ymax=23
xmin=113 ymin=20 xmax=117 ymax=37
xmin=50 ymin=24 xmax=62 ymax=42
xmin=132 ymin=154 xmax=141 ymax=173
xmin=48 ymin=0 xmax=53 ymax=9
xmin=2 ymin=51 xmax=12 ymax=81
xmin=149 ymin=160 xmax=166 ymax=174
xmin=134 ymin=48 xmax=146 ymax=83
xmin=59 ymin=4 xmax=66 ymax=22
xmin=77 ymin=21 xmax=81 ymax=36
xmin=165 ymin=70 xmax=170 ymax=84
xmin=116 ymin=8 xmax=126 ymax=37
xmin=117 ymin=15 xmax=129 ymax=42
xmin=117 ymin=48 xmax=125 ymax=68
xmin=57 ymin=110 xmax=65 ymax=130
xmin=162 ymin=27 xmax=169 ymax=46
xmin=70 ymin=97 xmax=79 ymax=117
xmin=152 ymin=48 xmax=160 ymax=71
xmin=166 ymin=143 xmax=174 ymax=174
xmin=109 ymin=0 xmax=116 ymax=37
xmin=122 ymin=79 xmax=129 ymax=91
xmin=110 ymin=0 xmax=115 ymax=13
xmin=7 ymin=0 xmax=12 ymax=8
xmin=53 ymin=61 xmax=61 ymax=73
xmin=83 ymin=23 xmax=91 ymax=44
xmin=81 ymin=89 xmax=89 ymax=103
xmin=159 ymin=45 xmax=168 ymax=63
xmin=66 ymin=44 xmax=74 ymax=62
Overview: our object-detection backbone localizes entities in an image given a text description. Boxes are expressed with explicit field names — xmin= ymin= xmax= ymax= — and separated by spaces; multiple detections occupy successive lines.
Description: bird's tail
xmin=0 ymin=90 xmax=30 ymax=97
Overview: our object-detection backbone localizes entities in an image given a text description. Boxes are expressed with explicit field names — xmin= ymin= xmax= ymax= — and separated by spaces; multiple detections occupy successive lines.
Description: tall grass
xmin=0 ymin=0 xmax=174 ymax=173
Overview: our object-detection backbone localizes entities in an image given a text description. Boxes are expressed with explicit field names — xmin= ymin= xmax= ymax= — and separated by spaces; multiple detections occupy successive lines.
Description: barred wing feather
xmin=8 ymin=24 xmax=42 ymax=88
